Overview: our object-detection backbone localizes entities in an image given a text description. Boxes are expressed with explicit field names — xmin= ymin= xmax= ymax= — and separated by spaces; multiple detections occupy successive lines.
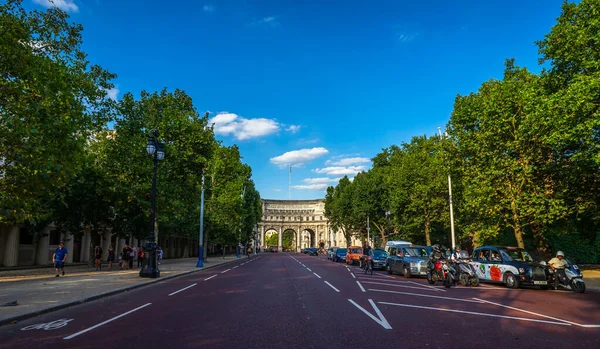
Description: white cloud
xmin=325 ymin=157 xmax=370 ymax=166
xmin=33 ymin=0 xmax=79 ymax=13
xmin=292 ymin=184 xmax=329 ymax=191
xmin=270 ymin=147 xmax=328 ymax=167
xmin=210 ymin=112 xmax=279 ymax=140
xmin=397 ymin=33 xmax=417 ymax=42
xmin=286 ymin=125 xmax=301 ymax=133
xmin=312 ymin=166 xmax=366 ymax=176
xmin=203 ymin=4 xmax=215 ymax=12
xmin=302 ymin=177 xmax=337 ymax=185
xmin=254 ymin=16 xmax=279 ymax=27
xmin=272 ymin=188 xmax=281 ymax=192
xmin=104 ymin=87 xmax=119 ymax=101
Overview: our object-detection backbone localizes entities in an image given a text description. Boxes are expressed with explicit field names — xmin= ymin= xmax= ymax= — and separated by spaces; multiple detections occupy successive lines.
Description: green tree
xmin=0 ymin=0 xmax=116 ymax=225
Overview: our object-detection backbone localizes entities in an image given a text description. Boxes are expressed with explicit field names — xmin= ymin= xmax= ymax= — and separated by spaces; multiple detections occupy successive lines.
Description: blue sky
xmin=31 ymin=0 xmax=566 ymax=200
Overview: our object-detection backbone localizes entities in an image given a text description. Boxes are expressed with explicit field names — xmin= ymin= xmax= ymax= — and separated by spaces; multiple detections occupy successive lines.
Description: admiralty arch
xmin=258 ymin=199 xmax=360 ymax=251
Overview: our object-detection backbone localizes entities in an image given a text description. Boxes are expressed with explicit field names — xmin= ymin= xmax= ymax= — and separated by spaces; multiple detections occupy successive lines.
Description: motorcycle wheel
xmin=571 ymin=280 xmax=586 ymax=293
xmin=426 ymin=272 xmax=435 ymax=285
xmin=459 ymin=274 xmax=468 ymax=287
xmin=470 ymin=276 xmax=480 ymax=287
xmin=443 ymin=276 xmax=452 ymax=288
xmin=359 ymin=260 xmax=363 ymax=268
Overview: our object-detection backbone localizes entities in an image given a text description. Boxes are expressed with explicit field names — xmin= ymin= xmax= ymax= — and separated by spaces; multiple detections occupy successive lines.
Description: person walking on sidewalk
xmin=157 ymin=246 xmax=163 ymax=265
xmin=137 ymin=245 xmax=145 ymax=268
xmin=129 ymin=246 xmax=136 ymax=269
xmin=247 ymin=247 xmax=252 ymax=258
xmin=107 ymin=245 xmax=115 ymax=271
xmin=94 ymin=245 xmax=103 ymax=271
xmin=122 ymin=244 xmax=131 ymax=270
xmin=53 ymin=241 xmax=68 ymax=277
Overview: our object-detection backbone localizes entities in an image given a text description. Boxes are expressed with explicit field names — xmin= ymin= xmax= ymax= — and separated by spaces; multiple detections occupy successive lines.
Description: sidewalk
xmin=0 ymin=254 xmax=251 ymax=325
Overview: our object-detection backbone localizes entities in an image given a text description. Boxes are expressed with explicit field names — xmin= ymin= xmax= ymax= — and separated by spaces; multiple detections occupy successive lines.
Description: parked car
xmin=306 ymin=248 xmax=318 ymax=256
xmin=360 ymin=249 xmax=389 ymax=270
xmin=386 ymin=245 xmax=430 ymax=277
xmin=346 ymin=246 xmax=363 ymax=265
xmin=332 ymin=248 xmax=347 ymax=262
xmin=327 ymin=247 xmax=336 ymax=260
xmin=470 ymin=246 xmax=554 ymax=289
xmin=384 ymin=240 xmax=412 ymax=255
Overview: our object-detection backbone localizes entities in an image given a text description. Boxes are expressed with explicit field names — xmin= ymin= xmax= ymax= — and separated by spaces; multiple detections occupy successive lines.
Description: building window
xmin=49 ymin=230 xmax=61 ymax=245
xmin=19 ymin=227 xmax=34 ymax=245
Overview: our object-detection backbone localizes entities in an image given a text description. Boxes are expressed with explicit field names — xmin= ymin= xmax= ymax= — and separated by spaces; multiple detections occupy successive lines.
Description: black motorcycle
xmin=455 ymin=260 xmax=480 ymax=287
xmin=427 ymin=260 xmax=456 ymax=288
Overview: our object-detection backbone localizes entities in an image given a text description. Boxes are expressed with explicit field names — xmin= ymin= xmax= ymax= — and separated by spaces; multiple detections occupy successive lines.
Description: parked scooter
xmin=542 ymin=260 xmax=586 ymax=293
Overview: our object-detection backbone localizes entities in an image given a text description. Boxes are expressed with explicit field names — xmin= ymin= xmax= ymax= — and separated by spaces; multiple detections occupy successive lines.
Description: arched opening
xmin=265 ymin=229 xmax=279 ymax=249
xmin=300 ymin=229 xmax=316 ymax=249
xmin=282 ymin=229 xmax=296 ymax=252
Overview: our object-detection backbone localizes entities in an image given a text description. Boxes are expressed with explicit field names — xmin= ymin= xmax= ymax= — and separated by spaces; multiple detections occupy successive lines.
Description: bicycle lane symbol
xmin=21 ymin=319 xmax=74 ymax=331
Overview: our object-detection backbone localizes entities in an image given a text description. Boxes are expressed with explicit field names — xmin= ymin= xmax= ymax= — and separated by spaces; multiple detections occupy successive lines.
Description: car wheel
xmin=386 ymin=265 xmax=393 ymax=275
xmin=504 ymin=272 xmax=520 ymax=289
xmin=403 ymin=266 xmax=411 ymax=278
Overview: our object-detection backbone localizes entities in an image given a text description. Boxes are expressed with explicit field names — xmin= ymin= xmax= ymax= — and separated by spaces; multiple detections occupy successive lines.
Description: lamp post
xmin=238 ymin=184 xmax=246 ymax=258
xmin=385 ymin=209 xmax=390 ymax=250
xmin=140 ymin=129 xmax=165 ymax=278
xmin=438 ymin=127 xmax=456 ymax=250
xmin=196 ymin=170 xmax=205 ymax=268
xmin=366 ymin=215 xmax=370 ymax=247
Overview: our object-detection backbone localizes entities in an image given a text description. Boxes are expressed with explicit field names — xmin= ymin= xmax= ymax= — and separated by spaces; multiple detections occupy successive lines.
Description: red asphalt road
xmin=1 ymin=253 xmax=599 ymax=349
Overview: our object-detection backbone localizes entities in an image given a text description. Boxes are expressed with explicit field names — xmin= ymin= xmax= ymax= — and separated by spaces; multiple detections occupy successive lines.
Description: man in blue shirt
xmin=53 ymin=241 xmax=68 ymax=277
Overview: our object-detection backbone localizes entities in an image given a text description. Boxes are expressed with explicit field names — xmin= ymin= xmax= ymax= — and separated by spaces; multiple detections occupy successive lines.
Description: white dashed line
xmin=350 ymin=273 xmax=356 ymax=279
xmin=205 ymin=274 xmax=218 ymax=281
xmin=221 ymin=269 xmax=231 ymax=274
xmin=356 ymin=280 xmax=366 ymax=292
xmin=307 ymin=268 xmax=312 ymax=272
xmin=325 ymin=281 xmax=340 ymax=292
xmin=168 ymin=283 xmax=197 ymax=296
xmin=64 ymin=303 xmax=152 ymax=339
xmin=313 ymin=272 xmax=322 ymax=279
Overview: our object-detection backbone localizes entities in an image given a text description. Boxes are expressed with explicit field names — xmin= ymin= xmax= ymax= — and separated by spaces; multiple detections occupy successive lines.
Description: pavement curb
xmin=0 ymin=256 xmax=257 ymax=327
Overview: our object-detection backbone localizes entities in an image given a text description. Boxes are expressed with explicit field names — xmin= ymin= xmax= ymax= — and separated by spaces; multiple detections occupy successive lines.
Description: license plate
xmin=419 ymin=272 xmax=426 ymax=275
xmin=534 ymin=281 xmax=547 ymax=285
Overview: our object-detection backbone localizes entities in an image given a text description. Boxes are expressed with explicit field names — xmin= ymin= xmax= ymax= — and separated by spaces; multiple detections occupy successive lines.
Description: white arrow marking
xmin=348 ymin=299 xmax=392 ymax=329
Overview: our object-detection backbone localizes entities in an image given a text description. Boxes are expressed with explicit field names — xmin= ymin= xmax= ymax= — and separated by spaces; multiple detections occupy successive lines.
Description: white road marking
xmin=64 ymin=303 xmax=152 ymax=339
xmin=348 ymin=299 xmax=392 ymax=329
xmin=378 ymin=302 xmax=571 ymax=327
xmin=221 ymin=269 xmax=231 ymax=274
xmin=204 ymin=274 xmax=218 ymax=281
xmin=356 ymin=281 xmax=366 ymax=292
xmin=350 ymin=273 xmax=356 ymax=279
xmin=21 ymin=319 xmax=73 ymax=331
xmin=369 ymin=289 xmax=484 ymax=304
xmin=474 ymin=298 xmax=600 ymax=328
xmin=360 ymin=280 xmax=442 ymax=292
xmin=232 ymin=265 xmax=239 ymax=269
xmin=313 ymin=272 xmax=322 ymax=279
xmin=307 ymin=268 xmax=312 ymax=272
xmin=406 ymin=280 xmax=446 ymax=292
xmin=168 ymin=283 xmax=197 ymax=296
xmin=324 ymin=281 xmax=340 ymax=292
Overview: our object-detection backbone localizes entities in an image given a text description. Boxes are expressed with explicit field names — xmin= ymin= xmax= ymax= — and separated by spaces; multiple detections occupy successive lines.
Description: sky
xmin=29 ymin=0 xmax=567 ymax=200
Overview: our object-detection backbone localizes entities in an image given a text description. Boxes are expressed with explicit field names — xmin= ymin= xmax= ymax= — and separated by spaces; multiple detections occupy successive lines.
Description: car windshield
xmin=373 ymin=250 xmax=388 ymax=258
xmin=500 ymin=249 xmax=534 ymax=262
xmin=337 ymin=249 xmax=347 ymax=254
xmin=404 ymin=248 xmax=428 ymax=257
xmin=351 ymin=248 xmax=362 ymax=254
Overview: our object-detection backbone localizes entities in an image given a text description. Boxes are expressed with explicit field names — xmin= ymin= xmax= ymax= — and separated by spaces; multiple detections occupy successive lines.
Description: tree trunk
xmin=532 ymin=224 xmax=548 ymax=256
xmin=424 ymin=214 xmax=431 ymax=246
xmin=510 ymin=198 xmax=525 ymax=248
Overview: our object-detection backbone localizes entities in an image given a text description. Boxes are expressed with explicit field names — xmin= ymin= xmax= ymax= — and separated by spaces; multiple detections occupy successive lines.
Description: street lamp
xmin=366 ymin=215 xmax=370 ymax=247
xmin=140 ymin=129 xmax=165 ymax=278
xmin=197 ymin=122 xmax=215 ymax=268
xmin=385 ymin=209 xmax=391 ymax=250
xmin=438 ymin=127 xmax=456 ymax=250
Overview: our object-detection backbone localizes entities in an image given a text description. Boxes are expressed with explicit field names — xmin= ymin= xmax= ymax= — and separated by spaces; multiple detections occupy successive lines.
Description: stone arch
xmin=300 ymin=228 xmax=316 ymax=249
xmin=264 ymin=228 xmax=279 ymax=248
xmin=282 ymin=228 xmax=296 ymax=251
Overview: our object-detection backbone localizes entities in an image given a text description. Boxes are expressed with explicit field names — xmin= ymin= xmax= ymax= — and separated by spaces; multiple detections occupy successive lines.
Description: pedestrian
xmin=220 ymin=246 xmax=225 ymax=259
xmin=138 ymin=245 xmax=145 ymax=268
xmin=129 ymin=245 xmax=136 ymax=269
xmin=157 ymin=246 xmax=163 ymax=265
xmin=52 ymin=241 xmax=68 ymax=277
xmin=94 ymin=245 xmax=103 ymax=271
xmin=122 ymin=243 xmax=131 ymax=270
xmin=107 ymin=245 xmax=115 ymax=271
xmin=247 ymin=246 xmax=252 ymax=258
